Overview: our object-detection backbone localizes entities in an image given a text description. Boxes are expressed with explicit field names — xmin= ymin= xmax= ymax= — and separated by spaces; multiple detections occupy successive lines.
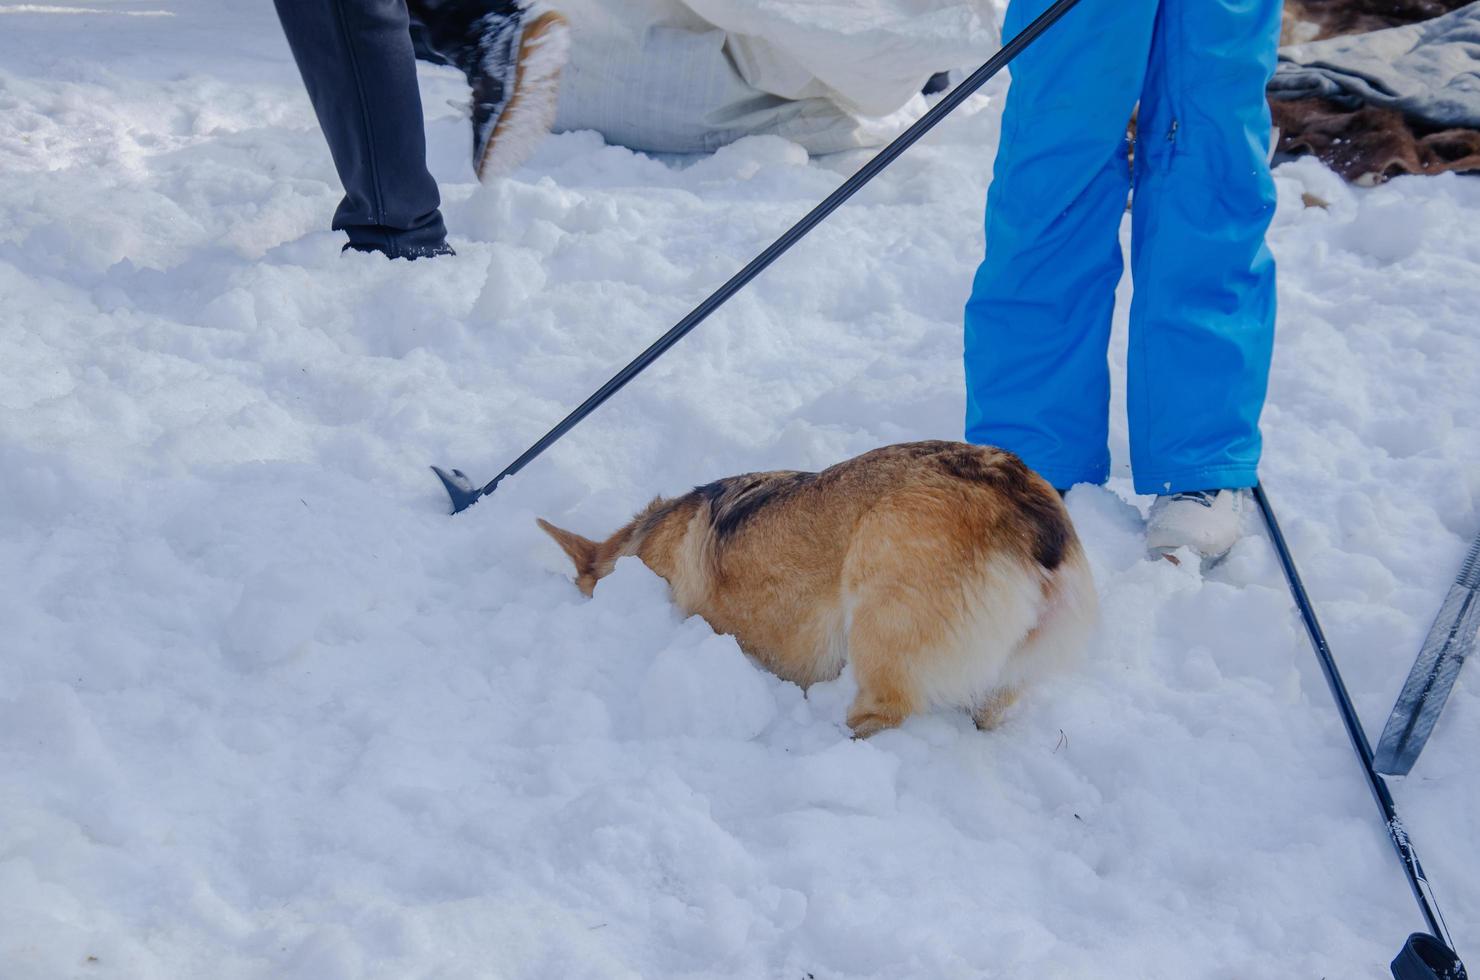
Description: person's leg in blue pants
xmin=1128 ymin=0 xmax=1280 ymax=495
xmin=274 ymin=0 xmax=451 ymax=258
xmin=964 ymin=0 xmax=1280 ymax=495
xmin=964 ymin=0 xmax=1158 ymax=490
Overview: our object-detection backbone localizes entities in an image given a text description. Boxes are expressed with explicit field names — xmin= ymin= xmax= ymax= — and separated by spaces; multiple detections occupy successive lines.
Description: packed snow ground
xmin=2 ymin=3 xmax=1478 ymax=978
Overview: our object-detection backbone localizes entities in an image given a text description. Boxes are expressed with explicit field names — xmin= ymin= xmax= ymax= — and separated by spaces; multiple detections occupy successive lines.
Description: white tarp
xmin=551 ymin=0 xmax=1002 ymax=153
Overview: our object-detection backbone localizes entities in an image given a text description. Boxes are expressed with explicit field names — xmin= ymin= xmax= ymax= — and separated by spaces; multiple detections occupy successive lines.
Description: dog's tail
xmin=537 ymin=519 xmax=606 ymax=596
xmin=539 ymin=511 xmax=667 ymax=596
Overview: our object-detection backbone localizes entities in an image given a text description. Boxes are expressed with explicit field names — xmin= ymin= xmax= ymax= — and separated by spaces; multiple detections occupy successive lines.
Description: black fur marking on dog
xmin=696 ymin=471 xmax=818 ymax=540
xmin=1024 ymin=499 xmax=1070 ymax=571
xmin=933 ymin=446 xmax=1068 ymax=571
xmin=932 ymin=443 xmax=998 ymax=483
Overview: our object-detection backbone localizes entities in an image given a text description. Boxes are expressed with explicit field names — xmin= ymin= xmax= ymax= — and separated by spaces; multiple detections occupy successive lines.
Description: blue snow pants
xmin=963 ymin=0 xmax=1282 ymax=495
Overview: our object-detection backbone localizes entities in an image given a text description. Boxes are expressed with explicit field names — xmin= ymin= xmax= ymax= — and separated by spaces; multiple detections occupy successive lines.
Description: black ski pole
xmin=1254 ymin=483 xmax=1468 ymax=980
xmin=431 ymin=0 xmax=1088 ymax=514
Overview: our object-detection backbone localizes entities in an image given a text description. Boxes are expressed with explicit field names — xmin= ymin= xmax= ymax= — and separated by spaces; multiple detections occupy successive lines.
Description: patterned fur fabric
xmin=1274 ymin=97 xmax=1480 ymax=184
xmin=1275 ymin=0 xmax=1480 ymax=183
xmin=1282 ymin=0 xmax=1474 ymax=42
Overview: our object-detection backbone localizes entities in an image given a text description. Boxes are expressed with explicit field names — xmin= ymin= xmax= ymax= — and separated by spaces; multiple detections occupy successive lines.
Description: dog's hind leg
xmin=842 ymin=536 xmax=949 ymax=739
xmin=845 ymin=606 xmax=923 ymax=739
xmin=971 ymin=687 xmax=1020 ymax=731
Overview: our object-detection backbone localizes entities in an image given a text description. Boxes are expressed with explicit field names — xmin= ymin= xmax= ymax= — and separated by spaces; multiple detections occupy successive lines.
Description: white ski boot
xmin=1146 ymin=488 xmax=1247 ymax=562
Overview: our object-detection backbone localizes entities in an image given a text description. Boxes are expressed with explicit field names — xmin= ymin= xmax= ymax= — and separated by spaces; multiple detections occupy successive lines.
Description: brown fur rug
xmin=1276 ymin=0 xmax=1480 ymax=183
xmin=1282 ymin=0 xmax=1474 ymax=42
xmin=1273 ymin=96 xmax=1480 ymax=184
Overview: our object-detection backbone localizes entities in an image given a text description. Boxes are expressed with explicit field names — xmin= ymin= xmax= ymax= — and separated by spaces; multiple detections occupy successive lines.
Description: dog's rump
xmin=830 ymin=454 xmax=1093 ymax=715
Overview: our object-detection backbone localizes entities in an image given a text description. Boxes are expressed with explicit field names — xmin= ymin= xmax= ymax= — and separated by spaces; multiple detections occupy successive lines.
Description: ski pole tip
xmin=430 ymin=465 xmax=484 ymax=515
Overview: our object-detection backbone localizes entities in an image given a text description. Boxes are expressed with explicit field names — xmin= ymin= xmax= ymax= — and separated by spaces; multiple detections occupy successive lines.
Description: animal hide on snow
xmin=1273 ymin=96 xmax=1480 ymax=184
xmin=1282 ymin=0 xmax=1473 ymax=43
xmin=1273 ymin=0 xmax=1480 ymax=183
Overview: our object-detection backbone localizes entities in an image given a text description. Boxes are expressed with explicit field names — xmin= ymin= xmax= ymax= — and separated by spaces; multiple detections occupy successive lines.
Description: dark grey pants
xmin=273 ymin=0 xmax=450 ymax=258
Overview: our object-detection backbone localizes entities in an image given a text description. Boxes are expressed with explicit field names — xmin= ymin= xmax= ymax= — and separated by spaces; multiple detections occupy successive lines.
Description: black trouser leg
xmin=273 ymin=0 xmax=450 ymax=257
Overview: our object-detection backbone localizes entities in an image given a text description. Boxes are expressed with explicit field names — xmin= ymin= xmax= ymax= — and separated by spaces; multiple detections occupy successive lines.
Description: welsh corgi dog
xmin=539 ymin=441 xmax=1096 ymax=737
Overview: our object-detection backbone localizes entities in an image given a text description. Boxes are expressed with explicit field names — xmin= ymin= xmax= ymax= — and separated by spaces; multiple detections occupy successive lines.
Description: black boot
xmin=408 ymin=0 xmax=569 ymax=180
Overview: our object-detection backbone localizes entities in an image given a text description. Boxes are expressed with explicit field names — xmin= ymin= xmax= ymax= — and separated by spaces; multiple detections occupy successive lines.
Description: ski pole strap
xmin=1254 ymin=484 xmax=1466 ymax=978
xmin=1394 ymin=933 xmax=1470 ymax=980
xmin=465 ymin=0 xmax=1089 ymax=502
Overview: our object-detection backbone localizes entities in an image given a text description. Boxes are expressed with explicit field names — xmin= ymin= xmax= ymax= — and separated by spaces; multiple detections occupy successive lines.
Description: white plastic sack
xmin=551 ymin=0 xmax=1002 ymax=154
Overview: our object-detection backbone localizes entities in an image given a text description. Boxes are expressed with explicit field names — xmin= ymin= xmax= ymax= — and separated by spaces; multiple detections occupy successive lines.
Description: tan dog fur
xmin=539 ymin=441 xmax=1096 ymax=738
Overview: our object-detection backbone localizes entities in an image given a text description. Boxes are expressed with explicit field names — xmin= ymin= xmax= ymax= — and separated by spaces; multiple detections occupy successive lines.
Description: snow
xmin=2 ymin=2 xmax=1478 ymax=978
